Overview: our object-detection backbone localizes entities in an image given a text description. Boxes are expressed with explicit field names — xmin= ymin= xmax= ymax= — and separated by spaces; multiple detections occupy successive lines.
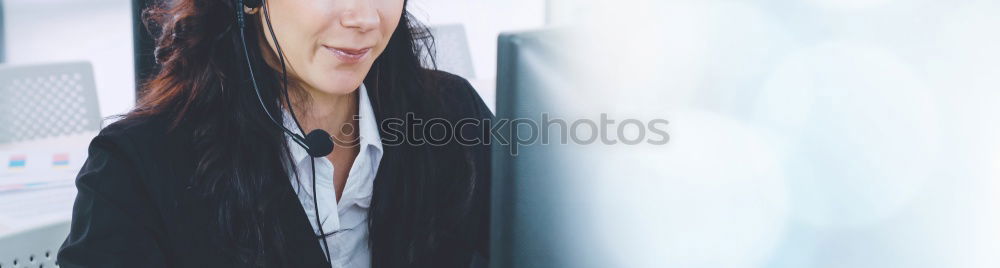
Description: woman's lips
xmin=325 ymin=46 xmax=371 ymax=64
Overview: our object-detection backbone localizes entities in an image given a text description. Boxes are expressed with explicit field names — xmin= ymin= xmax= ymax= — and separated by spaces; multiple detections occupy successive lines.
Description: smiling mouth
xmin=324 ymin=46 xmax=371 ymax=64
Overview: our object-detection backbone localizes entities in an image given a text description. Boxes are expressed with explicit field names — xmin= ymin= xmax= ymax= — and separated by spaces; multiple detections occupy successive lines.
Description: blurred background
xmin=563 ymin=0 xmax=1000 ymax=267
xmin=1 ymin=0 xmax=999 ymax=267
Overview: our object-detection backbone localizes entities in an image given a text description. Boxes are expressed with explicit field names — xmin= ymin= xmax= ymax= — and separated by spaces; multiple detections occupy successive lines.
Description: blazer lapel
xmin=275 ymin=175 xmax=332 ymax=267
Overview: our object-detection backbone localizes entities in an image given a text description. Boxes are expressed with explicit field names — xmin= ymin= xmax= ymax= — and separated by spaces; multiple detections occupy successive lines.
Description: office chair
xmin=0 ymin=221 xmax=70 ymax=268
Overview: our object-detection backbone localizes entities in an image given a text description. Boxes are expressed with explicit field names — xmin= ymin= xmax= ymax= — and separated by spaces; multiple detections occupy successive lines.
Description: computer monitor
xmin=491 ymin=28 xmax=603 ymax=268
xmin=132 ymin=0 xmax=157 ymax=99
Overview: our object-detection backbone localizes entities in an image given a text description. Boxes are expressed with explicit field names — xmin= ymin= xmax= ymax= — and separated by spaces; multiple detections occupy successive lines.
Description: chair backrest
xmin=0 ymin=61 xmax=102 ymax=144
xmin=0 ymin=220 xmax=71 ymax=268
xmin=428 ymin=24 xmax=476 ymax=79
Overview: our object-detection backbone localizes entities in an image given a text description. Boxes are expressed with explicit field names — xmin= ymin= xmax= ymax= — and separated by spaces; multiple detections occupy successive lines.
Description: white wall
xmin=410 ymin=0 xmax=546 ymax=109
xmin=4 ymin=0 xmax=135 ymax=119
xmin=410 ymin=0 xmax=546 ymax=80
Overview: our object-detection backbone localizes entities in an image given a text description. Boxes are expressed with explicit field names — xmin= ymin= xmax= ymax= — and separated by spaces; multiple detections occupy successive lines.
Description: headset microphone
xmin=303 ymin=130 xmax=335 ymax=157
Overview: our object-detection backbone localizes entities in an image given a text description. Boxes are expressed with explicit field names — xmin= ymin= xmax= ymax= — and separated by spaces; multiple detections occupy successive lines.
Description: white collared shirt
xmin=283 ymin=83 xmax=383 ymax=268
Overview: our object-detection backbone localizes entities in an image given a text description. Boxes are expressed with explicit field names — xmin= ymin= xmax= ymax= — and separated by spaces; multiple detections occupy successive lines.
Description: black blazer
xmin=57 ymin=72 xmax=492 ymax=267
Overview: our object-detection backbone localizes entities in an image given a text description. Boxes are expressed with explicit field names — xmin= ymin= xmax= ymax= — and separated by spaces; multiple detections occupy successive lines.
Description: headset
xmin=236 ymin=0 xmax=335 ymax=262
xmin=236 ymin=0 xmax=333 ymax=158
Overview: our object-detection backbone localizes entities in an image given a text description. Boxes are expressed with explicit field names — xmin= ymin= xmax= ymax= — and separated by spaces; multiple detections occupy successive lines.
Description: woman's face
xmin=259 ymin=0 xmax=404 ymax=96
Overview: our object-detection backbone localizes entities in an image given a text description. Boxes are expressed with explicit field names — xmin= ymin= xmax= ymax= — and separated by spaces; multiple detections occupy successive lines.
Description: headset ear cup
xmin=244 ymin=0 xmax=262 ymax=9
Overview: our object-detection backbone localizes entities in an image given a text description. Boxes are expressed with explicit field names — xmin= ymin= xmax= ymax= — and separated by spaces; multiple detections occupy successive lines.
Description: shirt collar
xmin=283 ymin=83 xmax=383 ymax=162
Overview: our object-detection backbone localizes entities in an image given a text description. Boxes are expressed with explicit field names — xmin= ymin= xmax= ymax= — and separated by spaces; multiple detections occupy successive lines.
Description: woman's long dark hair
xmin=134 ymin=0 xmax=476 ymax=266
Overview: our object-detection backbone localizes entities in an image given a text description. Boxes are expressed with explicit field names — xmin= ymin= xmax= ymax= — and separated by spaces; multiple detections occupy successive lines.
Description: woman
xmin=57 ymin=0 xmax=491 ymax=267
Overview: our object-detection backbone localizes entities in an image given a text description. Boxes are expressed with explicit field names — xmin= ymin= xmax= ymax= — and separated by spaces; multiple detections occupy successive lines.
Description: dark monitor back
xmin=0 ymin=0 xmax=6 ymax=62
xmin=491 ymin=29 xmax=602 ymax=268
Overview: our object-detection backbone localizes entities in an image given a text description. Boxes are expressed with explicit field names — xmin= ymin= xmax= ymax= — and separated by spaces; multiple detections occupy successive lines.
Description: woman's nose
xmin=339 ymin=0 xmax=381 ymax=33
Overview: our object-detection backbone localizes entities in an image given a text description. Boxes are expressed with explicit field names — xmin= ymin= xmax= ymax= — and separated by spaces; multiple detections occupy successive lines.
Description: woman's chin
xmin=308 ymin=76 xmax=365 ymax=96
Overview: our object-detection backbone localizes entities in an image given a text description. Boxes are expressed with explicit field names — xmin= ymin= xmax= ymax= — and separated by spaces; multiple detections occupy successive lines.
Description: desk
xmin=0 ymin=132 xmax=95 ymax=267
